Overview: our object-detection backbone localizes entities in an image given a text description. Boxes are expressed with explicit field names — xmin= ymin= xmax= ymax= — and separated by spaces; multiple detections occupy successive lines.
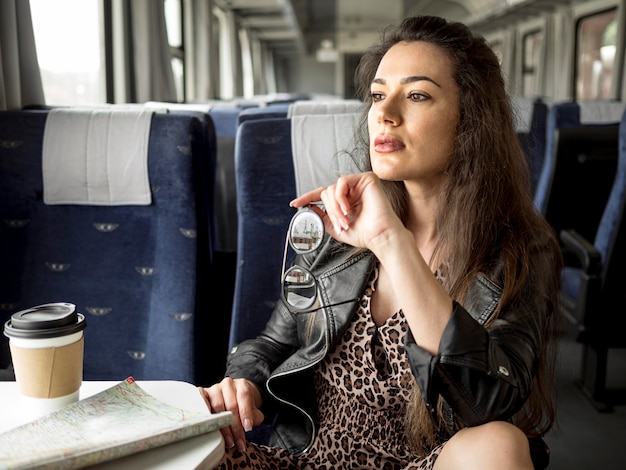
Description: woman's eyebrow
xmin=372 ymin=76 xmax=441 ymax=88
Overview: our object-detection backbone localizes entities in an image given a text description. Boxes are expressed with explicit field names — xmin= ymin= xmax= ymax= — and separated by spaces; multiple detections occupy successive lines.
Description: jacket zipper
xmin=266 ymin=351 xmax=327 ymax=455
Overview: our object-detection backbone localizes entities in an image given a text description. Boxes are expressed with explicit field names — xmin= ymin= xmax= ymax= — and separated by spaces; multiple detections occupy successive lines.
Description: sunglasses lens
xmin=288 ymin=208 xmax=324 ymax=254
xmin=282 ymin=265 xmax=317 ymax=310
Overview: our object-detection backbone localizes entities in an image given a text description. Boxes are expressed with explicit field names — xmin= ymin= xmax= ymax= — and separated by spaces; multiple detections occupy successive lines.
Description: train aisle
xmin=545 ymin=330 xmax=626 ymax=469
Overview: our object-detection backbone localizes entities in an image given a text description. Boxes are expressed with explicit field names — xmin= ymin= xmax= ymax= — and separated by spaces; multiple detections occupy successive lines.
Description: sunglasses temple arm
xmin=281 ymin=231 xmax=290 ymax=279
xmin=307 ymin=234 xmax=334 ymax=273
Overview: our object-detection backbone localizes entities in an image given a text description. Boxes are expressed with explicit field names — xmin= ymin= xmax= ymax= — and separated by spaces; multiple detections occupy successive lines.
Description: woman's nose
xmin=376 ymin=97 xmax=401 ymax=126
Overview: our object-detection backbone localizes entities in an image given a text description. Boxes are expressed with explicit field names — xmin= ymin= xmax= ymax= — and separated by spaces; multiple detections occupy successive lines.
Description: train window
xmin=30 ymin=0 xmax=106 ymax=105
xmin=522 ymin=30 xmax=544 ymax=97
xmin=165 ymin=0 xmax=185 ymax=102
xmin=575 ymin=8 xmax=617 ymax=100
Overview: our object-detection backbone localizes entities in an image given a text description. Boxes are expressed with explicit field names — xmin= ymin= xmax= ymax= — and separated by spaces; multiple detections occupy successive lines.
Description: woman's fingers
xmin=321 ymin=185 xmax=350 ymax=233
xmin=334 ymin=176 xmax=353 ymax=217
xmin=235 ymin=379 xmax=264 ymax=432
xmin=289 ymin=173 xmax=390 ymax=245
xmin=199 ymin=378 xmax=264 ymax=452
xmin=199 ymin=380 xmax=239 ymax=449
xmin=198 ymin=385 xmax=236 ymax=449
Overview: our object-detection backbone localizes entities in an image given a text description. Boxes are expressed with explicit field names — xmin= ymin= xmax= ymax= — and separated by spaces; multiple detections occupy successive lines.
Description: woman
xmin=200 ymin=15 xmax=561 ymax=469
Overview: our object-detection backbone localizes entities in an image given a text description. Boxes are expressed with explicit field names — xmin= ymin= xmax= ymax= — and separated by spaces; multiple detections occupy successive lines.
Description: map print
xmin=0 ymin=377 xmax=231 ymax=469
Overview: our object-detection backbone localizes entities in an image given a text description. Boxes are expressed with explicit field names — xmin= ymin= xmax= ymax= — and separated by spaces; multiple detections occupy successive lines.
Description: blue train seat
xmin=534 ymin=101 xmax=624 ymax=244
xmin=229 ymin=112 xmax=362 ymax=350
xmin=0 ymin=109 xmax=217 ymax=385
xmin=237 ymin=104 xmax=290 ymax=125
xmin=559 ymin=107 xmax=626 ymax=410
xmin=287 ymin=99 xmax=363 ymax=117
xmin=229 ymin=118 xmax=295 ymax=349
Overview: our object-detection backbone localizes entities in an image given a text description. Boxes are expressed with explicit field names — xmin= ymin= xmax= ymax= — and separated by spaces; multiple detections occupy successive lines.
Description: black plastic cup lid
xmin=3 ymin=303 xmax=87 ymax=340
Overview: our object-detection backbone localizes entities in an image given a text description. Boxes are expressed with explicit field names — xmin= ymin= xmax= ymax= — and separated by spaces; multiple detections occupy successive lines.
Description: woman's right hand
xmin=198 ymin=377 xmax=265 ymax=452
xmin=291 ymin=172 xmax=405 ymax=256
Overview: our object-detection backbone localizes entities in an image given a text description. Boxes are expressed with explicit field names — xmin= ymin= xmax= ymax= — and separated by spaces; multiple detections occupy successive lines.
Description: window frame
xmin=165 ymin=0 xmax=186 ymax=103
xmin=571 ymin=0 xmax=622 ymax=100
xmin=515 ymin=17 xmax=547 ymax=98
xmin=573 ymin=6 xmax=619 ymax=100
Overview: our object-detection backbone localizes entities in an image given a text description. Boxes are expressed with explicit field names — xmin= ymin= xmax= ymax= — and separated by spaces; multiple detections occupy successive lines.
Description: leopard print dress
xmin=218 ymin=266 xmax=444 ymax=469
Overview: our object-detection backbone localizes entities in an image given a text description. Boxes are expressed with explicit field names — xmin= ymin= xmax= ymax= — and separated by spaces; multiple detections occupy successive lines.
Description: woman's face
xmin=368 ymin=40 xmax=459 ymax=191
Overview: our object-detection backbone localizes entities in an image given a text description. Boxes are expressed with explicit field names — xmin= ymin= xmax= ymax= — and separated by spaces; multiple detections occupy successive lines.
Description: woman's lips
xmin=374 ymin=135 xmax=405 ymax=153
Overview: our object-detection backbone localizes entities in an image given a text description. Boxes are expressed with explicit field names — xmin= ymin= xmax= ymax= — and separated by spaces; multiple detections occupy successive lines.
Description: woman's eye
xmin=371 ymin=92 xmax=384 ymax=102
xmin=409 ymin=92 xmax=427 ymax=101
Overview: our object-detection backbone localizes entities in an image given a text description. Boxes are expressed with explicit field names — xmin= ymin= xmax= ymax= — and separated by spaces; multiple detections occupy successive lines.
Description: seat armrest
xmin=560 ymin=229 xmax=602 ymax=275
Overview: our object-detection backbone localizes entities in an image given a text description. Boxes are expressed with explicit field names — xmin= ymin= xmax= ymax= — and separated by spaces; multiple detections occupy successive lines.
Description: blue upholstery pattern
xmin=534 ymin=102 xmax=620 ymax=244
xmin=237 ymin=104 xmax=290 ymax=125
xmin=0 ymin=109 xmax=217 ymax=385
xmin=559 ymin=108 xmax=626 ymax=409
xmin=229 ymin=118 xmax=295 ymax=349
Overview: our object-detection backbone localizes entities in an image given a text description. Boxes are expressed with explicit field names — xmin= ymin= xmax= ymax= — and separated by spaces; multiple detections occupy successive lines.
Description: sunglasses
xmin=280 ymin=203 xmax=359 ymax=314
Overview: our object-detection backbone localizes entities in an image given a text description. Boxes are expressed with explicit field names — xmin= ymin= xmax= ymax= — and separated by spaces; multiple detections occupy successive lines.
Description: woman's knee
xmin=434 ymin=421 xmax=533 ymax=470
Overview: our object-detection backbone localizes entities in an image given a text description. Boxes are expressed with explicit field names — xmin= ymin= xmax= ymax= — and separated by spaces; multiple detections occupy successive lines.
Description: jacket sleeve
xmin=405 ymin=298 xmax=545 ymax=427
xmin=223 ymin=239 xmax=346 ymax=415
xmin=224 ymin=300 xmax=300 ymax=413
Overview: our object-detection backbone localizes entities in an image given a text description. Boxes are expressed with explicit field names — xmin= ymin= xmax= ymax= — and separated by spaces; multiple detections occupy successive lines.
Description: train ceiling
xmin=218 ymin=0 xmax=576 ymax=57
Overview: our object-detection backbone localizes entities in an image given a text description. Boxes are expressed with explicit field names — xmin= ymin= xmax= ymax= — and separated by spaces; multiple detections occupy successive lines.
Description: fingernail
xmin=236 ymin=439 xmax=247 ymax=452
xmin=243 ymin=418 xmax=253 ymax=432
xmin=225 ymin=436 xmax=235 ymax=448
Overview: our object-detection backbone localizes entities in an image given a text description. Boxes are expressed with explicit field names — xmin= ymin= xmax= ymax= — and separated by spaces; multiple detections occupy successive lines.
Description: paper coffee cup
xmin=3 ymin=303 xmax=87 ymax=418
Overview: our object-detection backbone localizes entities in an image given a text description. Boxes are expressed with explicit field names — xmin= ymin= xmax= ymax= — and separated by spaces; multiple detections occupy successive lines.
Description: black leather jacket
xmin=225 ymin=237 xmax=552 ymax=454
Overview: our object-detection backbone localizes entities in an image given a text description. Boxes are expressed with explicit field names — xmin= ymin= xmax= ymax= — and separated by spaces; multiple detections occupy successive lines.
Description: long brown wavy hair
xmin=351 ymin=16 xmax=562 ymax=455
